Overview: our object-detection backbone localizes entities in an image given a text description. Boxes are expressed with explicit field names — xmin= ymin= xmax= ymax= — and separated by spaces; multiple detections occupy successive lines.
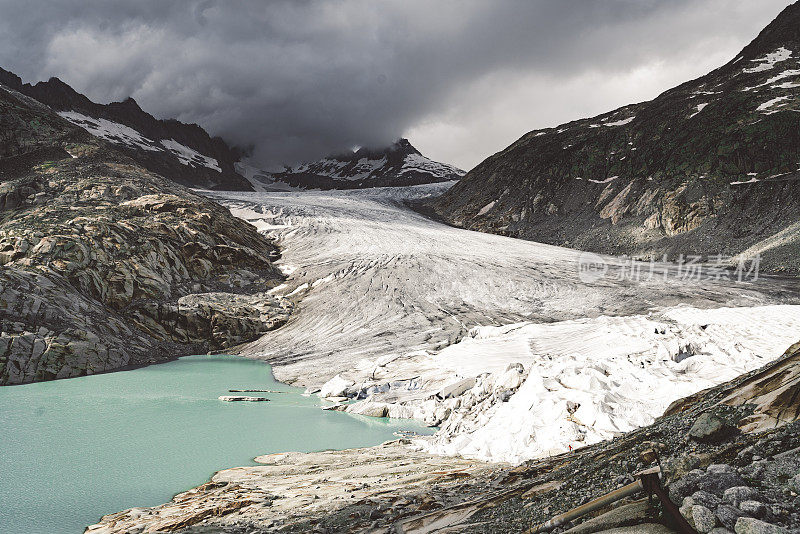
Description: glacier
xmin=208 ymin=183 xmax=800 ymax=464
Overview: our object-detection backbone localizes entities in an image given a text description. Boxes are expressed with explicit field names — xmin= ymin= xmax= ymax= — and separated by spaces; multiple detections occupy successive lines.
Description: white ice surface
xmin=207 ymin=184 xmax=800 ymax=464
xmin=418 ymin=305 xmax=800 ymax=462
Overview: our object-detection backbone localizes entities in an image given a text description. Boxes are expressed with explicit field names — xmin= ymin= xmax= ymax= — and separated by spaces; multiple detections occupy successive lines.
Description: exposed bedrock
xmin=0 ymin=85 xmax=288 ymax=385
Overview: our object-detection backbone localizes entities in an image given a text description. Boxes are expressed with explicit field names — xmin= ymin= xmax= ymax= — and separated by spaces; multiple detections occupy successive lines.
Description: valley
xmin=2 ymin=2 xmax=800 ymax=533
xmin=86 ymin=183 xmax=800 ymax=533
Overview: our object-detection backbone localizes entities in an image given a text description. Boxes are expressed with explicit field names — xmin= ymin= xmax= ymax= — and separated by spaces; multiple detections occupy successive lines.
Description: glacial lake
xmin=0 ymin=355 xmax=434 ymax=534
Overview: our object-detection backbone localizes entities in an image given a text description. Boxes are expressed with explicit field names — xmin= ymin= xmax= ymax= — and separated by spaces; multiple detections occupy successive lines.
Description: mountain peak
xmin=3 ymin=66 xmax=253 ymax=191
xmin=431 ymin=1 xmax=800 ymax=274
xmin=351 ymin=138 xmax=420 ymax=160
xmin=118 ymin=96 xmax=142 ymax=110
xmin=388 ymin=138 xmax=421 ymax=155
xmin=735 ymin=0 xmax=800 ymax=61
xmin=25 ymin=76 xmax=94 ymax=111
xmin=0 ymin=67 xmax=22 ymax=90
xmin=243 ymin=138 xmax=463 ymax=191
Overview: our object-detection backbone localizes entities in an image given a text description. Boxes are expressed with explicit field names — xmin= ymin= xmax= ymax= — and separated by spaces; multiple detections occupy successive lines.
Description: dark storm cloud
xmin=0 ymin=0 xmax=793 ymax=168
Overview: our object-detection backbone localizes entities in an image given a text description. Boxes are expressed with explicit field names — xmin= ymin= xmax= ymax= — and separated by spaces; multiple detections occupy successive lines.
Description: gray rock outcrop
xmin=0 ymin=83 xmax=288 ymax=385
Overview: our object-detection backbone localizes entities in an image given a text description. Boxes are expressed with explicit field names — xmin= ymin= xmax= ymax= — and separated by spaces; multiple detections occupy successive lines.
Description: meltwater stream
xmin=0 ymin=355 xmax=433 ymax=534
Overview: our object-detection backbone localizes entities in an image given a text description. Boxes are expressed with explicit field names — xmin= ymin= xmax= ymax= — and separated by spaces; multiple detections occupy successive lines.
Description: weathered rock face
xmin=0 ymin=84 xmax=287 ymax=385
xmin=1 ymin=67 xmax=253 ymax=191
xmin=430 ymin=2 xmax=800 ymax=274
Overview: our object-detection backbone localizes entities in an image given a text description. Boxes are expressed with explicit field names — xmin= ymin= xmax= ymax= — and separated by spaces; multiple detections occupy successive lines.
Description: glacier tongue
xmin=413 ymin=305 xmax=800 ymax=463
xmin=208 ymin=184 xmax=800 ymax=464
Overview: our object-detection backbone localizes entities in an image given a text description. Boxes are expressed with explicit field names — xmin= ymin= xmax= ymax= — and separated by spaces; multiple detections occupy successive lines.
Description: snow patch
xmin=743 ymin=47 xmax=792 ymax=73
xmin=588 ymin=176 xmax=618 ymax=184
xmin=604 ymin=116 xmax=635 ymax=127
xmin=757 ymin=96 xmax=791 ymax=112
xmin=160 ymin=139 xmax=221 ymax=172
xmin=730 ymin=176 xmax=760 ymax=185
xmin=689 ymin=103 xmax=708 ymax=118
xmin=345 ymin=156 xmax=388 ymax=181
xmin=767 ymin=69 xmax=800 ymax=85
xmin=742 ymin=69 xmax=800 ymax=91
xmin=58 ymin=111 xmax=161 ymax=152
xmin=401 ymin=153 xmax=464 ymax=177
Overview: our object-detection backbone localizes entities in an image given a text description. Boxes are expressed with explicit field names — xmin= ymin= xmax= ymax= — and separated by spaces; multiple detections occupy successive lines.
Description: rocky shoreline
xmin=86 ymin=340 xmax=800 ymax=534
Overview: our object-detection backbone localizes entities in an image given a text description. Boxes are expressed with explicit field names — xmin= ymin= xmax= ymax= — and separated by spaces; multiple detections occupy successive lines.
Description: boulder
xmin=689 ymin=413 xmax=732 ymax=443
xmin=698 ymin=465 xmax=746 ymax=496
xmin=670 ymin=468 xmax=706 ymax=503
xmin=723 ymin=486 xmax=761 ymax=508
xmin=716 ymin=504 xmax=746 ymax=531
xmin=734 ymin=518 xmax=788 ymax=534
xmin=738 ymin=501 xmax=768 ymax=519
xmin=692 ymin=490 xmax=722 ymax=509
xmin=692 ymin=504 xmax=719 ymax=533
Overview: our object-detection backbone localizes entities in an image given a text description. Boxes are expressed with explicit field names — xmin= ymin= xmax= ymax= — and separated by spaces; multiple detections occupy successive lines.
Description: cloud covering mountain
xmin=0 ymin=0 xmax=791 ymax=169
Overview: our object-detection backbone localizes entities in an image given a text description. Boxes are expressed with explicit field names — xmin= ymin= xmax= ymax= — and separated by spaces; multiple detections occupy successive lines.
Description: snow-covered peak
xmin=244 ymin=139 xmax=465 ymax=190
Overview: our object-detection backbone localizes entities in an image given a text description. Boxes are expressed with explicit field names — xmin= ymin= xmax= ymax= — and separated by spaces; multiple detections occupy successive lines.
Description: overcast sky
xmin=0 ymin=0 xmax=793 ymax=170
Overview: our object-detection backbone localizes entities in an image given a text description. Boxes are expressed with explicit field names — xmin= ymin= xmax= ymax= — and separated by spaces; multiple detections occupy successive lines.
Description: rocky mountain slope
xmin=0 ymin=68 xmax=253 ymax=191
xmin=243 ymin=138 xmax=464 ymax=190
xmin=0 ymin=83 xmax=288 ymax=385
xmin=87 ymin=338 xmax=800 ymax=533
xmin=430 ymin=1 xmax=800 ymax=274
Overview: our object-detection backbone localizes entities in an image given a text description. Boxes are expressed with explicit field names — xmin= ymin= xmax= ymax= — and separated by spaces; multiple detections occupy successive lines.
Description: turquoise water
xmin=0 ymin=355 xmax=433 ymax=534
